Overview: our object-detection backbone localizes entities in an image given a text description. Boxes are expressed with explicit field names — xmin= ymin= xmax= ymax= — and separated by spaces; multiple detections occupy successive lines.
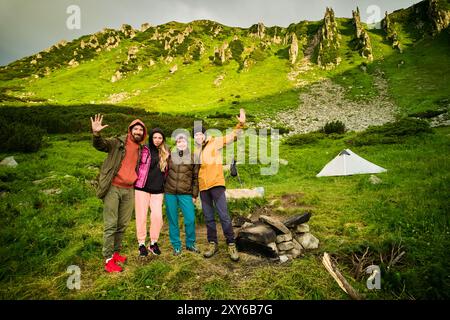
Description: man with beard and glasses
xmin=90 ymin=114 xmax=147 ymax=272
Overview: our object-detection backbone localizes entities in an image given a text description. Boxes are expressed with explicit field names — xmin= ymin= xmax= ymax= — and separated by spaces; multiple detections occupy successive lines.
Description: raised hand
xmin=90 ymin=114 xmax=109 ymax=135
xmin=236 ymin=108 xmax=246 ymax=124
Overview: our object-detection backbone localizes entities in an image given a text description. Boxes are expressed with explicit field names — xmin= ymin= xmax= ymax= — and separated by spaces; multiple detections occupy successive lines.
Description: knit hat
xmin=193 ymin=124 xmax=206 ymax=136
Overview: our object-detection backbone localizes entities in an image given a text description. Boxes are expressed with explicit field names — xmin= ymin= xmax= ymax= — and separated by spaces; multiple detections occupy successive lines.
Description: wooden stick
xmin=322 ymin=252 xmax=363 ymax=300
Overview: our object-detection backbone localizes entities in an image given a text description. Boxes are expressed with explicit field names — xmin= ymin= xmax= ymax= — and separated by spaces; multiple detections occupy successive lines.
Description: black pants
xmin=200 ymin=186 xmax=235 ymax=244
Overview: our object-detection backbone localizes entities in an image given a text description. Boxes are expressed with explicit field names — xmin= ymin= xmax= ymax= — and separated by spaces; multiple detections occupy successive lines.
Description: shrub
xmin=0 ymin=118 xmax=45 ymax=152
xmin=322 ymin=120 xmax=346 ymax=134
xmin=284 ymin=132 xmax=324 ymax=146
xmin=348 ymin=118 xmax=432 ymax=146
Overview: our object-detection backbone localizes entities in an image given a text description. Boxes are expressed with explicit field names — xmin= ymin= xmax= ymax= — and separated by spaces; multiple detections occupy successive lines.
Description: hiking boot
xmin=228 ymin=243 xmax=240 ymax=262
xmin=186 ymin=245 xmax=201 ymax=254
xmin=203 ymin=242 xmax=218 ymax=258
xmin=173 ymin=248 xmax=182 ymax=256
xmin=149 ymin=242 xmax=161 ymax=255
xmin=138 ymin=244 xmax=148 ymax=257
xmin=105 ymin=258 xmax=123 ymax=273
xmin=113 ymin=252 xmax=127 ymax=263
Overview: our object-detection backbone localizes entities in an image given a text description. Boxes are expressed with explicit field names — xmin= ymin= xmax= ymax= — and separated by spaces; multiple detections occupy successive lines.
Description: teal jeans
xmin=164 ymin=193 xmax=196 ymax=250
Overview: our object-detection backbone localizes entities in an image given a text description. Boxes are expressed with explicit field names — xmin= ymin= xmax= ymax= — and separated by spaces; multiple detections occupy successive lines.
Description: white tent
xmin=316 ymin=149 xmax=387 ymax=177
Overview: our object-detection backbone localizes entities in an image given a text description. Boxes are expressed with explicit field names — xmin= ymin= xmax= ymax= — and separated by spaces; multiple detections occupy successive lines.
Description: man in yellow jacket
xmin=194 ymin=109 xmax=246 ymax=262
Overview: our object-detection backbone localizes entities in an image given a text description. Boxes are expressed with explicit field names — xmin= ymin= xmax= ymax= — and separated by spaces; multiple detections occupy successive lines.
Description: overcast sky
xmin=0 ymin=0 xmax=419 ymax=66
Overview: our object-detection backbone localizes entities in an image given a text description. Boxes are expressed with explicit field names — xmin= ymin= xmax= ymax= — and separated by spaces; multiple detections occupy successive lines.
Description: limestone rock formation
xmin=120 ymin=24 xmax=136 ymax=39
xmin=382 ymin=11 xmax=402 ymax=52
xmin=428 ymin=0 xmax=450 ymax=34
xmin=213 ymin=42 xmax=231 ymax=65
xmin=249 ymin=22 xmax=266 ymax=39
xmin=289 ymin=33 xmax=299 ymax=64
xmin=316 ymin=7 xmax=341 ymax=68
xmin=352 ymin=7 xmax=373 ymax=61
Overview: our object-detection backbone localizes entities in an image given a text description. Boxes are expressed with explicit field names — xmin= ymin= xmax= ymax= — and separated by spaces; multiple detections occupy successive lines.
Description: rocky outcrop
xmin=427 ymin=0 xmax=450 ymax=34
xmin=126 ymin=46 xmax=139 ymax=63
xmin=289 ymin=33 xmax=299 ymax=64
xmin=352 ymin=7 xmax=373 ymax=61
xmin=140 ymin=22 xmax=152 ymax=32
xmin=315 ymin=7 xmax=341 ymax=69
xmin=120 ymin=24 xmax=136 ymax=39
xmin=111 ymin=70 xmax=122 ymax=83
xmin=249 ymin=22 xmax=266 ymax=39
xmin=213 ymin=42 xmax=232 ymax=65
xmin=382 ymin=11 xmax=402 ymax=52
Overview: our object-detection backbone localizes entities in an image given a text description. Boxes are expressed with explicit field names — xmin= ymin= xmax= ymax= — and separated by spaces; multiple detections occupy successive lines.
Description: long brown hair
xmin=150 ymin=128 xmax=169 ymax=172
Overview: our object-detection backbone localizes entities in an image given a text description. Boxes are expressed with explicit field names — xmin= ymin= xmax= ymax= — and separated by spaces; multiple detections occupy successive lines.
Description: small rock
xmin=266 ymin=242 xmax=278 ymax=254
xmin=291 ymin=238 xmax=303 ymax=251
xmin=169 ymin=64 xmax=178 ymax=74
xmin=295 ymin=223 xmax=310 ymax=233
xmin=279 ymin=255 xmax=289 ymax=263
xmin=0 ymin=156 xmax=18 ymax=168
xmin=41 ymin=188 xmax=62 ymax=195
xmin=277 ymin=241 xmax=294 ymax=251
xmin=369 ymin=175 xmax=382 ymax=184
xmin=295 ymin=233 xmax=319 ymax=250
xmin=279 ymin=158 xmax=289 ymax=165
xmin=290 ymin=248 xmax=302 ymax=258
xmin=275 ymin=233 xmax=293 ymax=243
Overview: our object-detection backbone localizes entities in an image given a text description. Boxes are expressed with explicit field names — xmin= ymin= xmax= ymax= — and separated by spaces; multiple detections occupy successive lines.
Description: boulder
xmin=0 ymin=156 xmax=18 ymax=168
xmin=283 ymin=212 xmax=312 ymax=228
xmin=259 ymin=215 xmax=291 ymax=234
xmin=236 ymin=221 xmax=277 ymax=244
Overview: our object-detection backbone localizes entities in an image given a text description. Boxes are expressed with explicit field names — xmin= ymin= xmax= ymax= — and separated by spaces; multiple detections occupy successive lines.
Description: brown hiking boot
xmin=228 ymin=243 xmax=239 ymax=262
xmin=203 ymin=242 xmax=218 ymax=258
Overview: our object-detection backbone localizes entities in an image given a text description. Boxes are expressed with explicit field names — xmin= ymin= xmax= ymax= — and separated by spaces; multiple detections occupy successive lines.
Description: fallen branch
xmin=322 ymin=252 xmax=363 ymax=300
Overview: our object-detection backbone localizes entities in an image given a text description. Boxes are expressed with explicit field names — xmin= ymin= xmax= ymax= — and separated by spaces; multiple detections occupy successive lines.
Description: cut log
xmin=322 ymin=252 xmax=363 ymax=300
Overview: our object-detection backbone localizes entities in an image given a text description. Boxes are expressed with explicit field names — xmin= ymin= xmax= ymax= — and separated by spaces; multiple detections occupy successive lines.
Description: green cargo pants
xmin=102 ymin=185 xmax=134 ymax=259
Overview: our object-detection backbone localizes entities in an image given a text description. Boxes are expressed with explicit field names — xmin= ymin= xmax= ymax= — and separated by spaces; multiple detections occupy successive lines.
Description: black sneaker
xmin=186 ymin=245 xmax=201 ymax=253
xmin=139 ymin=244 xmax=148 ymax=257
xmin=149 ymin=242 xmax=161 ymax=255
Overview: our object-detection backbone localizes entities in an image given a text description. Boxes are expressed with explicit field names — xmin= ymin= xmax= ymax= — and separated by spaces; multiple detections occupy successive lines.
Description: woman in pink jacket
xmin=134 ymin=128 xmax=169 ymax=257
